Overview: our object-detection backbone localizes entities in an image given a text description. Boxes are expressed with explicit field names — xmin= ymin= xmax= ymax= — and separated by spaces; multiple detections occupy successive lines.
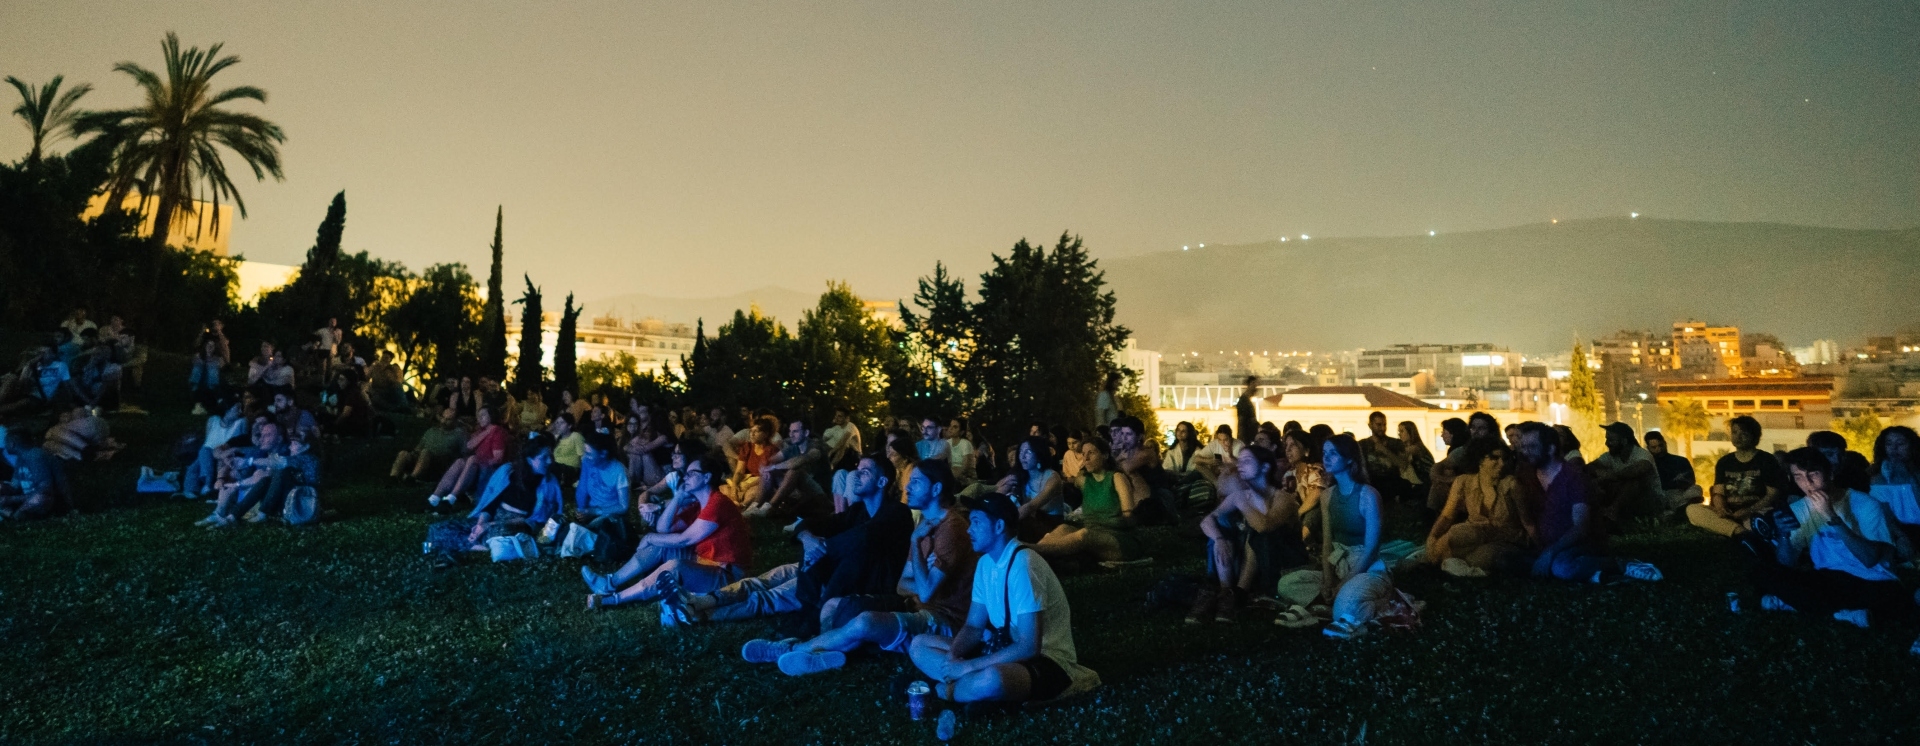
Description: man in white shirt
xmin=1745 ymin=447 xmax=1916 ymax=636
xmin=906 ymin=493 xmax=1099 ymax=712
xmin=822 ymin=407 xmax=862 ymax=470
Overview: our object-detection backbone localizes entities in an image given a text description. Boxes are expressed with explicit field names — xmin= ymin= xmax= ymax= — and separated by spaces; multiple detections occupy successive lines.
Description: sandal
xmin=1274 ymin=605 xmax=1320 ymax=629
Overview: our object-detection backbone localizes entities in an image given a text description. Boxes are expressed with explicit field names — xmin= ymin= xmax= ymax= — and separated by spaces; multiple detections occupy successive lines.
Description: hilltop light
xmin=1300 ymin=234 xmax=1310 ymax=240
xmin=1183 ymin=245 xmax=1189 ymax=251
xmin=1428 ymin=230 xmax=1436 ymax=236
xmin=1280 ymin=237 xmax=1289 ymax=242
xmin=1631 ymin=212 xmax=1639 ymax=218
xmin=1198 ymin=243 xmax=1205 ymax=247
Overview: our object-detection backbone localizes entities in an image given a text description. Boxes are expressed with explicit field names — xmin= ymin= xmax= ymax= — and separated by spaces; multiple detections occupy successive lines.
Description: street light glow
xmin=1299 ymin=234 xmax=1310 ymax=240
xmin=1428 ymin=230 xmax=1436 ymax=236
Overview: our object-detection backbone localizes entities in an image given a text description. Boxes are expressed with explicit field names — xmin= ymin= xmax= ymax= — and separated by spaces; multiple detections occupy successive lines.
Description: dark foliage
xmin=511 ymin=274 xmax=544 ymax=397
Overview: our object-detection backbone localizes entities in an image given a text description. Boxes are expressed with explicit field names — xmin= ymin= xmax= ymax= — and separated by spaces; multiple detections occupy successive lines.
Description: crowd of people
xmin=6 ymin=315 xmax=1920 ymax=738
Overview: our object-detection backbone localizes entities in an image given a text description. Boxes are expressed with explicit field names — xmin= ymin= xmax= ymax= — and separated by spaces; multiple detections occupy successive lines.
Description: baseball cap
xmin=960 ymin=492 xmax=1020 ymax=529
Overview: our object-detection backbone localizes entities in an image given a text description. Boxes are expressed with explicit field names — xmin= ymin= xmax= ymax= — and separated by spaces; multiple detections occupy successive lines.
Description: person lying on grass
xmin=586 ymin=451 xmax=751 ymax=610
xmin=902 ymin=492 xmax=1100 ymax=711
xmin=736 ymin=458 xmax=979 ymax=676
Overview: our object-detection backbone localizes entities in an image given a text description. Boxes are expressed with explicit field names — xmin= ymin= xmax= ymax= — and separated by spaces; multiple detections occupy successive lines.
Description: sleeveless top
xmin=1023 ymin=469 xmax=1063 ymax=517
xmin=1324 ymin=480 xmax=1368 ymax=547
xmin=1079 ymin=471 xmax=1124 ymax=528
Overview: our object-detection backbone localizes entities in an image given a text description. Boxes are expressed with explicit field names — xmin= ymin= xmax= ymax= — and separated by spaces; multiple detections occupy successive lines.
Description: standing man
xmin=1234 ymin=376 xmax=1259 ymax=445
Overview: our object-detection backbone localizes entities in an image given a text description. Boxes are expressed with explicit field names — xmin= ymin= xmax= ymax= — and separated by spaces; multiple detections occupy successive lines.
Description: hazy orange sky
xmin=4 ymin=1 xmax=1914 ymax=306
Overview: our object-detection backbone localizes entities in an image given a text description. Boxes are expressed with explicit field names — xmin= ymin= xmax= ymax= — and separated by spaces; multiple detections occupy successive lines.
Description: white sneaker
xmin=428 ymin=495 xmax=443 ymax=506
xmin=1622 ymin=561 xmax=1663 ymax=582
xmin=1833 ymin=609 xmax=1870 ymax=629
xmin=782 ymin=518 xmax=803 ymax=534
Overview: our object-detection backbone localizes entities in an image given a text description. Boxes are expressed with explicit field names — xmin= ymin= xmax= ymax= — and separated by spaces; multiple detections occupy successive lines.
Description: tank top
xmin=1324 ymin=481 xmax=1368 ymax=547
xmin=1023 ymin=469 xmax=1063 ymax=517
xmin=1080 ymin=471 xmax=1124 ymax=528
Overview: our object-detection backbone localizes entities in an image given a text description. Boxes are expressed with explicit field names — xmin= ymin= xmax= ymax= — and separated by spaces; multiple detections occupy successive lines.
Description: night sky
xmin=3 ymin=1 xmax=1914 ymax=305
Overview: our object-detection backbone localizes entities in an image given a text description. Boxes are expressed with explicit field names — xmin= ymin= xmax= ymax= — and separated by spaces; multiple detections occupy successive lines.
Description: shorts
xmin=1020 ymin=655 xmax=1072 ymax=702
xmin=881 ymin=609 xmax=960 ymax=653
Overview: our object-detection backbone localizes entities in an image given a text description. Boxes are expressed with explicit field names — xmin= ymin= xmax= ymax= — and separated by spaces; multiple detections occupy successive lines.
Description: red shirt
xmin=694 ymin=490 xmax=752 ymax=568
xmin=469 ymin=425 xmax=508 ymax=468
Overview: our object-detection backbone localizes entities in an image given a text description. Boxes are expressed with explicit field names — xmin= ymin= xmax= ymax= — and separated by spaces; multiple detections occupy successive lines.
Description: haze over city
xmin=4 ymin=1 xmax=1915 ymax=310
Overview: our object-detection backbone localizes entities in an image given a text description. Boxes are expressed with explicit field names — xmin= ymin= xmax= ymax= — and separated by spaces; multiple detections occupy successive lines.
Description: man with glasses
xmin=584 ymin=452 xmax=752 ymax=610
xmin=745 ymin=418 xmax=827 ymax=518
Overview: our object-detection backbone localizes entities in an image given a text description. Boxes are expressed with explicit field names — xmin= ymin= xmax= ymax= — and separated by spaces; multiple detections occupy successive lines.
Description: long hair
xmin=1874 ymin=426 xmax=1918 ymax=475
xmin=1324 ymin=433 xmax=1367 ymax=484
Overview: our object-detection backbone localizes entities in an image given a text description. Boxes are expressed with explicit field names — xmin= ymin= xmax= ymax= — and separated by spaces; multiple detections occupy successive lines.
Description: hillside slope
xmin=1102 ymin=217 xmax=1920 ymax=353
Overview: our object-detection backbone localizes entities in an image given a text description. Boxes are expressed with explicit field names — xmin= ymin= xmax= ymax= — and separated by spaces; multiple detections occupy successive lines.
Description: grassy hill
xmin=1102 ymin=217 xmax=1920 ymax=354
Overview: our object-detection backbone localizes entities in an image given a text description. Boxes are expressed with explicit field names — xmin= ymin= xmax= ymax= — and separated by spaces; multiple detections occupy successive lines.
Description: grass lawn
xmin=3 ymin=351 xmax=1919 ymax=745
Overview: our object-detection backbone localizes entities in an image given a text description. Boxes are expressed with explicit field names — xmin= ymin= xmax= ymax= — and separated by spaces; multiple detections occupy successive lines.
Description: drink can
xmin=423 ymin=541 xmax=433 ymax=555
xmin=906 ymin=681 xmax=931 ymax=720
xmin=1726 ymin=592 xmax=1741 ymax=614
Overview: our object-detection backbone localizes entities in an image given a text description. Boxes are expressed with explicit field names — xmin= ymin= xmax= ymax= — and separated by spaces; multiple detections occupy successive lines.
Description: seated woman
xmin=427 ymin=406 xmax=508 ymax=508
xmin=1034 ymin=438 xmax=1145 ymax=568
xmin=42 ymin=404 xmax=122 ymax=462
xmin=1274 ymin=434 xmax=1424 ymax=639
xmin=424 ymin=434 xmax=561 ymax=565
xmin=0 ymin=429 xmax=71 ymax=522
xmin=586 ymin=451 xmax=751 ymax=609
xmin=185 ymin=399 xmax=250 ymax=499
xmin=997 ymin=435 xmax=1064 ymax=543
xmin=1425 ymin=442 xmax=1532 ymax=577
xmin=571 ymin=431 xmax=632 ymax=561
xmin=1162 ymin=421 xmax=1217 ymax=511
xmin=1869 ymin=426 xmax=1919 ymax=544
xmin=1195 ymin=444 xmax=1304 ymax=624
xmin=186 ymin=337 xmax=226 ymax=416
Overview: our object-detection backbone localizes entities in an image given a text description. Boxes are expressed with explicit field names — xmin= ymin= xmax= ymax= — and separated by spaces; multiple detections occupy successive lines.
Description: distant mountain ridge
xmin=1100 ymin=217 xmax=1920 ymax=354
xmin=581 ymin=286 xmax=816 ymax=330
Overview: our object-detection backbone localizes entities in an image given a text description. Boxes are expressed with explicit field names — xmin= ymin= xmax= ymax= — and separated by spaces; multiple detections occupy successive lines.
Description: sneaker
xmin=1323 ymin=619 xmax=1368 ymax=640
xmin=659 ymin=594 xmax=694 ymax=627
xmin=1441 ymin=557 xmax=1487 ymax=578
xmin=581 ymin=566 xmax=614 ymax=595
xmin=936 ymin=708 xmax=959 ymax=742
xmin=782 ymin=518 xmax=803 ymax=534
xmin=1214 ymin=586 xmax=1239 ymax=624
xmin=776 ymin=650 xmax=847 ymax=676
xmin=1183 ymin=587 xmax=1217 ymax=625
xmin=1759 ymin=595 xmax=1795 ymax=612
xmin=1833 ymin=609 xmax=1870 ymax=629
xmin=741 ymin=638 xmax=799 ymax=663
xmin=427 ymin=495 xmax=444 ymax=507
xmin=244 ymin=510 xmax=270 ymax=524
xmin=1274 ymin=604 xmax=1320 ymax=629
xmin=191 ymin=403 xmax=208 ymax=416
xmin=1622 ymin=561 xmax=1664 ymax=582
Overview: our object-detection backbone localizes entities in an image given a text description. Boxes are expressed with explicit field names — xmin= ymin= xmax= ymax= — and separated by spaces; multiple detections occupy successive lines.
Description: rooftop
xmin=1264 ymin=385 xmax=1441 ymax=410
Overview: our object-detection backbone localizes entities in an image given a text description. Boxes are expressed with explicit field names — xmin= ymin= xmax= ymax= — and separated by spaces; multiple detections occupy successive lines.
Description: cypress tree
xmin=553 ymin=292 xmax=580 ymax=403
xmin=512 ymin=274 xmax=544 ymax=397
xmin=479 ymin=207 xmax=507 ymax=379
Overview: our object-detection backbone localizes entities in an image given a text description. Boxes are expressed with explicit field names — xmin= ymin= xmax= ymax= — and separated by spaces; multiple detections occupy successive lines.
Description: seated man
xmin=366 ymin=350 xmax=411 ymax=414
xmin=1359 ymin=411 xmax=1414 ymax=505
xmin=572 ymin=431 xmax=632 ymax=561
xmin=0 ymin=344 xmax=74 ymax=418
xmin=1643 ymin=431 xmax=1702 ymax=517
xmin=1806 ymin=430 xmax=1873 ymax=494
xmin=1743 ymin=448 xmax=1917 ymax=640
xmin=198 ymin=422 xmax=289 ymax=529
xmin=1688 ymin=416 xmax=1785 ymax=537
xmin=391 ymin=408 xmax=469 ymax=483
xmin=661 ymin=456 xmax=907 ymax=627
xmin=0 ymin=428 xmax=71 ymax=522
xmin=903 ymin=492 xmax=1101 ymax=723
xmin=185 ymin=399 xmax=251 ymax=499
xmin=585 ymin=452 xmax=751 ymax=609
xmin=42 ymin=404 xmax=122 ymax=462
xmin=1514 ymin=422 xmax=1663 ymax=585
xmin=246 ymin=342 xmax=295 ymax=399
xmin=737 ymin=459 xmax=977 ymax=675
xmin=1586 ymin=422 xmax=1662 ymax=525
xmin=270 ymin=392 xmax=322 ymax=445
xmin=744 ymin=418 xmax=827 ymax=518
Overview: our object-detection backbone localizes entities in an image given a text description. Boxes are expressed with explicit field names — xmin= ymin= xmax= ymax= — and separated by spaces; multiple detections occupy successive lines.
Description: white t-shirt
xmin=970 ymin=542 xmax=1099 ymax=694
xmin=1869 ymin=481 xmax=1919 ymax=525
xmin=948 ymin=438 xmax=975 ymax=476
xmin=1789 ymin=491 xmax=1899 ymax=582
xmin=203 ymin=416 xmax=248 ymax=450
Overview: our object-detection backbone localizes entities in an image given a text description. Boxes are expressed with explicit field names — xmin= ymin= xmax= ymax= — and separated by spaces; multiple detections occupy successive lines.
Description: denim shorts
xmin=881 ymin=609 xmax=959 ymax=653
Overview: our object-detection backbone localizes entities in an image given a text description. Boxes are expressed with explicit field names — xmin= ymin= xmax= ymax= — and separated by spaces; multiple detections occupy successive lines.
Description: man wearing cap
xmin=904 ymin=491 xmax=1100 ymax=708
xmin=1588 ymin=422 xmax=1663 ymax=525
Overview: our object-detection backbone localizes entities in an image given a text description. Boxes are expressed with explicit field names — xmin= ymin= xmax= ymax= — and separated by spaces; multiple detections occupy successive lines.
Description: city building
xmin=1655 ymin=376 xmax=1836 ymax=453
xmin=1673 ymin=320 xmax=1741 ymax=378
xmin=507 ymin=313 xmax=699 ymax=376
xmin=1355 ymin=343 xmax=1558 ymax=413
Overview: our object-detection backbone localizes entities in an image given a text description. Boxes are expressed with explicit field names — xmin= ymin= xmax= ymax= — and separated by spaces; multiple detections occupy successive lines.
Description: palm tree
xmin=1659 ymin=396 xmax=1710 ymax=459
xmin=76 ymin=32 xmax=285 ymax=244
xmin=5 ymin=75 xmax=92 ymax=168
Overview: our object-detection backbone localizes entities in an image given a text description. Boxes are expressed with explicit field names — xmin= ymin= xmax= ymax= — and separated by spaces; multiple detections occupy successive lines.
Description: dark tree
xmin=795 ymin=281 xmax=894 ymax=428
xmin=552 ymin=292 xmax=580 ymax=404
xmin=682 ymin=307 xmax=799 ymax=413
xmin=511 ymin=274 xmax=544 ymax=397
xmin=478 ymin=207 xmax=507 ymax=380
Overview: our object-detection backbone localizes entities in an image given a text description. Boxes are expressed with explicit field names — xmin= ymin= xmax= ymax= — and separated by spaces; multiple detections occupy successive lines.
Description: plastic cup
xmin=907 ymin=681 xmax=931 ymax=720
